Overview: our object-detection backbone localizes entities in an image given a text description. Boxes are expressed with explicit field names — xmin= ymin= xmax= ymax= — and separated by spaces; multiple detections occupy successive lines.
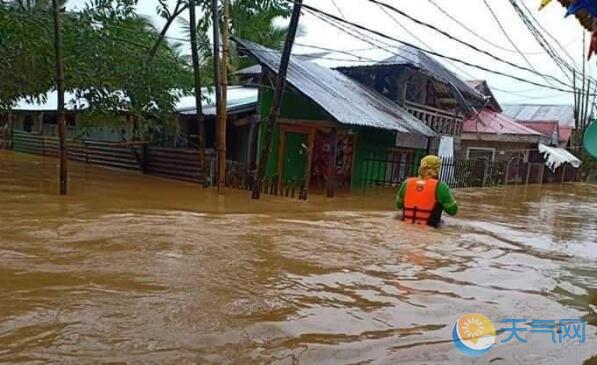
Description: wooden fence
xmin=10 ymin=130 xmax=208 ymax=184
xmin=143 ymin=147 xmax=207 ymax=184
xmin=224 ymin=160 xmax=307 ymax=199
xmin=9 ymin=131 xmax=310 ymax=198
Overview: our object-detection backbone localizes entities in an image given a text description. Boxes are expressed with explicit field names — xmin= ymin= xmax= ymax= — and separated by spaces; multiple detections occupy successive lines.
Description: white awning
xmin=539 ymin=144 xmax=582 ymax=171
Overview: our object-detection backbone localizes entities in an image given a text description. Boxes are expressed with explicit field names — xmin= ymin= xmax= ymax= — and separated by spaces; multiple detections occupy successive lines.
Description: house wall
xmin=352 ymin=127 xmax=396 ymax=188
xmin=259 ymin=89 xmax=331 ymax=121
xmin=460 ymin=139 xmax=536 ymax=162
xmin=257 ymin=88 xmax=331 ymax=179
xmin=78 ymin=115 xmax=132 ymax=141
xmin=12 ymin=112 xmax=43 ymax=133
xmin=257 ymin=88 xmax=426 ymax=190
xmin=8 ymin=111 xmax=133 ymax=141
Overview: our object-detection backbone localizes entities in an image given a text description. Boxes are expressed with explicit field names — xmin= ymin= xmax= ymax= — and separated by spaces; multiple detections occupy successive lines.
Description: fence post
xmin=390 ymin=151 xmax=396 ymax=186
xmin=326 ymin=128 xmax=337 ymax=197
xmin=525 ymin=163 xmax=531 ymax=185
xmin=364 ymin=151 xmax=371 ymax=189
xmin=7 ymin=112 xmax=13 ymax=149
xmin=561 ymin=164 xmax=567 ymax=183
xmin=539 ymin=164 xmax=545 ymax=185
xmin=482 ymin=160 xmax=489 ymax=187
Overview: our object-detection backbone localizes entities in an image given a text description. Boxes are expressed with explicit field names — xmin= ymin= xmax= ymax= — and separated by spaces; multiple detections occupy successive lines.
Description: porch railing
xmin=405 ymin=102 xmax=463 ymax=136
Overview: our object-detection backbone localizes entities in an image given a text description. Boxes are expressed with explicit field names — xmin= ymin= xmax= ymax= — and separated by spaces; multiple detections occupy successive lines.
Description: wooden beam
xmin=300 ymin=128 xmax=316 ymax=200
xmin=326 ymin=128 xmax=337 ymax=197
xmin=276 ymin=128 xmax=287 ymax=194
xmin=217 ymin=0 xmax=230 ymax=194
xmin=52 ymin=0 xmax=67 ymax=195
xmin=188 ymin=0 xmax=207 ymax=186
xmin=252 ymin=0 xmax=303 ymax=199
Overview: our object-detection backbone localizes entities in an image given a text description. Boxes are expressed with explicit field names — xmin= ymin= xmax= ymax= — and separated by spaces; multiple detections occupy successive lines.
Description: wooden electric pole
xmin=52 ymin=0 xmax=67 ymax=195
xmin=217 ymin=0 xmax=229 ymax=194
xmin=211 ymin=0 xmax=224 ymax=192
xmin=251 ymin=0 xmax=303 ymax=199
xmin=188 ymin=0 xmax=207 ymax=184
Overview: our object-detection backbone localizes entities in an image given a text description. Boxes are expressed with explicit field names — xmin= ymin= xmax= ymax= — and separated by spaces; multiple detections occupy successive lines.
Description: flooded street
xmin=1 ymin=150 xmax=596 ymax=364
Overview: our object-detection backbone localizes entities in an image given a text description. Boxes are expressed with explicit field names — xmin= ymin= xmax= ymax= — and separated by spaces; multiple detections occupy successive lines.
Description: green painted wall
xmin=281 ymin=131 xmax=308 ymax=184
xmin=260 ymin=89 xmax=331 ymax=121
xmin=352 ymin=127 xmax=396 ymax=189
xmin=257 ymin=88 xmax=332 ymax=180
xmin=256 ymin=88 xmax=422 ymax=190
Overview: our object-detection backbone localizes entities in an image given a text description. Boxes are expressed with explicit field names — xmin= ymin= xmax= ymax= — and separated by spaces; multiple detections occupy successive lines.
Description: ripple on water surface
xmin=0 ymin=151 xmax=596 ymax=364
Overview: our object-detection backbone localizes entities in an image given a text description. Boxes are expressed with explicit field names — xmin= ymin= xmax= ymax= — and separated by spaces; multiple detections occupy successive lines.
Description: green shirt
xmin=395 ymin=179 xmax=458 ymax=216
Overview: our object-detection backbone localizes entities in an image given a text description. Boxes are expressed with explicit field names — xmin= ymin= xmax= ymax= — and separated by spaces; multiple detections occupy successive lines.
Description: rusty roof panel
xmin=234 ymin=38 xmax=438 ymax=137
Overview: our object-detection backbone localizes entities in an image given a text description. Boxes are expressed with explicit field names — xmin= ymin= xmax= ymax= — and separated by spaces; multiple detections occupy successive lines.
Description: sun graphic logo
xmin=452 ymin=313 xmax=497 ymax=357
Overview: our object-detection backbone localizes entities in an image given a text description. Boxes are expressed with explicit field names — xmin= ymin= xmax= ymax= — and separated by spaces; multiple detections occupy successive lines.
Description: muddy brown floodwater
xmin=0 ymin=150 xmax=596 ymax=365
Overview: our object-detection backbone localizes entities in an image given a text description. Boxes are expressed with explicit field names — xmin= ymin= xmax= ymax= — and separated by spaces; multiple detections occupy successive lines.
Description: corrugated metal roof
xmin=14 ymin=91 xmax=90 ymax=111
xmin=379 ymin=46 xmax=485 ymax=101
xmin=502 ymin=104 xmax=575 ymax=127
xmin=559 ymin=126 xmax=574 ymax=145
xmin=518 ymin=121 xmax=559 ymax=138
xmin=235 ymin=52 xmax=331 ymax=76
xmin=234 ymin=38 xmax=437 ymax=137
xmin=175 ymin=86 xmax=258 ymax=115
xmin=463 ymin=110 xmax=543 ymax=137
xmin=466 ymin=80 xmax=502 ymax=113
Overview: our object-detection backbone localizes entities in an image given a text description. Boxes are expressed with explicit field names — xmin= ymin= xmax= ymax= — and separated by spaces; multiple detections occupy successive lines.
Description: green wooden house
xmin=235 ymin=38 xmax=438 ymax=195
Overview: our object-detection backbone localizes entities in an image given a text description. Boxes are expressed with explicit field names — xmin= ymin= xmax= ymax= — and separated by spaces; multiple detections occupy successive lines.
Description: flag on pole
xmin=539 ymin=0 xmax=552 ymax=10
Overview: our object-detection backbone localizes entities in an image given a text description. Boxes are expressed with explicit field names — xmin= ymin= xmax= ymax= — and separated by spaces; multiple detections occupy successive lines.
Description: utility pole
xmin=52 ymin=0 xmax=67 ymax=195
xmin=188 ymin=0 xmax=207 ymax=184
xmin=211 ymin=0 xmax=223 ymax=192
xmin=251 ymin=0 xmax=303 ymax=199
xmin=581 ymin=31 xmax=587 ymax=134
xmin=217 ymin=0 xmax=230 ymax=194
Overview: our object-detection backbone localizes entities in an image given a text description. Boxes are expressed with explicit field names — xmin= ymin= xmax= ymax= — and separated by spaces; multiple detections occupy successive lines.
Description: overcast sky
xmin=70 ymin=0 xmax=594 ymax=106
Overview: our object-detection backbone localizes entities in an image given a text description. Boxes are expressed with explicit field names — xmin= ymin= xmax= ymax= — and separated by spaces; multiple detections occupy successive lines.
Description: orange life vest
xmin=402 ymin=177 xmax=441 ymax=227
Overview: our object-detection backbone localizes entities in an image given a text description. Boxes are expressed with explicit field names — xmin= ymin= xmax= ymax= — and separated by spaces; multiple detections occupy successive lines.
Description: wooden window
xmin=466 ymin=147 xmax=496 ymax=161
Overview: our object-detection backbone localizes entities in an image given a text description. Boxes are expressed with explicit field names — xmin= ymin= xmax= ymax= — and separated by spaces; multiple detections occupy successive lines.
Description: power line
xmin=295 ymin=1 xmax=591 ymax=96
xmin=508 ymin=0 xmax=597 ymax=117
xmin=365 ymin=0 xmax=571 ymax=89
xmin=506 ymin=0 xmax=575 ymax=83
xmin=516 ymin=0 xmax=580 ymax=71
xmin=329 ymin=0 xmax=345 ymax=18
xmin=507 ymin=0 xmax=597 ymax=99
xmin=375 ymin=4 xmax=479 ymax=82
xmin=480 ymin=0 xmax=560 ymax=87
xmin=426 ymin=0 xmax=553 ymax=55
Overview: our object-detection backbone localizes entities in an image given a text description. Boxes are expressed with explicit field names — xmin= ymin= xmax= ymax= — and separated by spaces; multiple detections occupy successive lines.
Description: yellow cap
xmin=419 ymin=155 xmax=441 ymax=179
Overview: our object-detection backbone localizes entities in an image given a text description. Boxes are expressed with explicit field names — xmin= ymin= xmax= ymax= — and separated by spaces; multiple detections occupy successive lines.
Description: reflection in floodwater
xmin=0 ymin=151 xmax=596 ymax=364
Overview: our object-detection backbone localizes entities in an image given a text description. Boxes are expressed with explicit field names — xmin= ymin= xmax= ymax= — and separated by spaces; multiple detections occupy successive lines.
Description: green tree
xmin=0 ymin=0 xmax=193 ymax=143
xmin=177 ymin=0 xmax=291 ymax=73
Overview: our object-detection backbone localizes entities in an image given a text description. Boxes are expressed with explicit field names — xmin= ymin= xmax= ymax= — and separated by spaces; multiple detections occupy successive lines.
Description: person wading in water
xmin=395 ymin=155 xmax=458 ymax=227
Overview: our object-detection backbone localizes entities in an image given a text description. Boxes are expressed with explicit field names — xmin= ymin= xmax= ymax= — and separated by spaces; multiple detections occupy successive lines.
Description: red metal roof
xmin=559 ymin=126 xmax=573 ymax=144
xmin=463 ymin=110 xmax=543 ymax=136
xmin=518 ymin=120 xmax=559 ymax=138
